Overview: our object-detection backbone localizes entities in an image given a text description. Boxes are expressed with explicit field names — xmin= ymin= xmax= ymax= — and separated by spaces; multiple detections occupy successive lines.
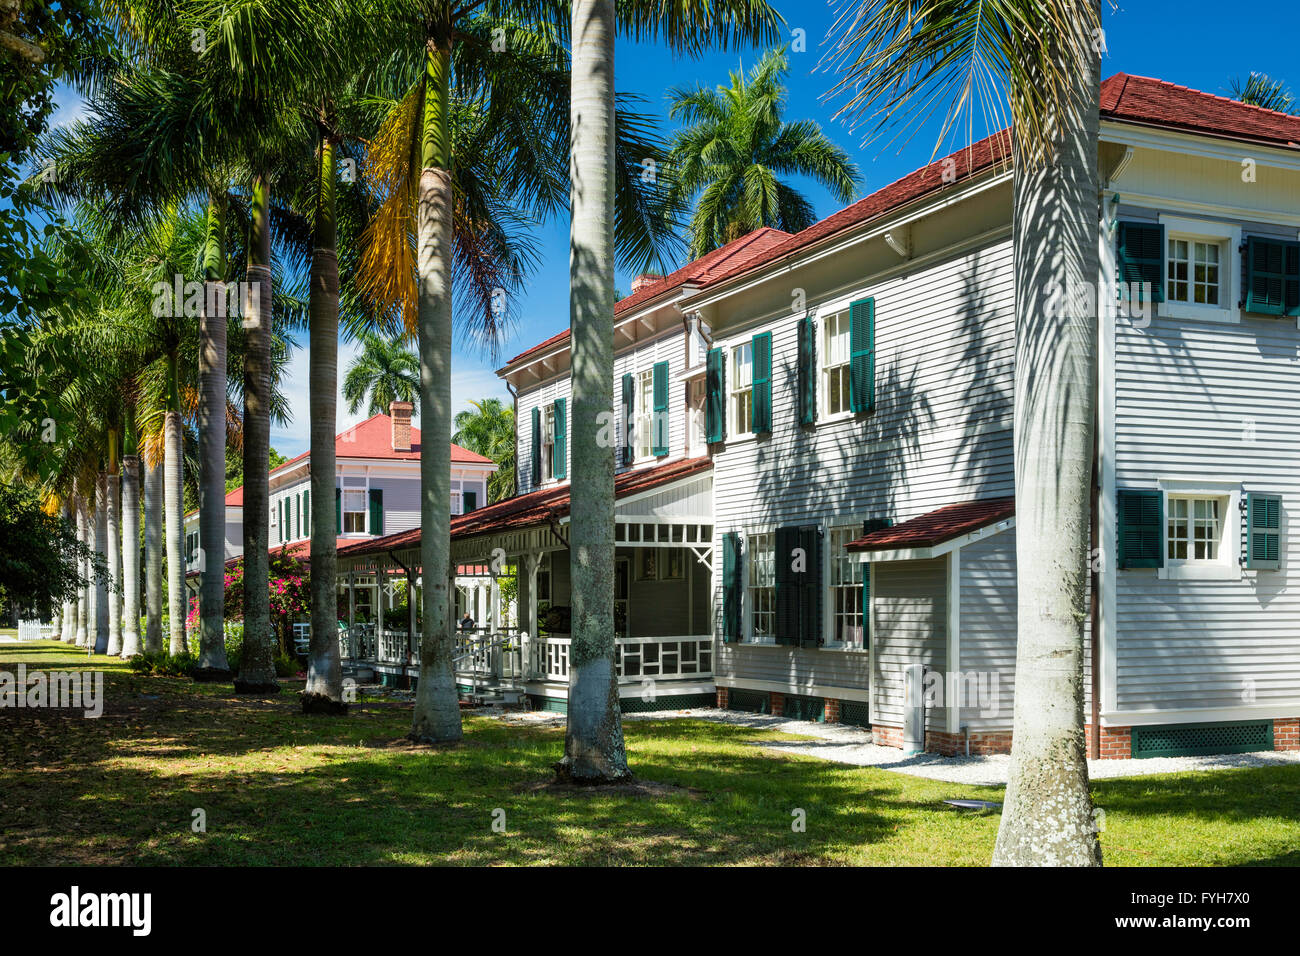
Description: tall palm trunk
xmin=164 ymin=372 xmax=187 ymax=656
xmin=62 ymin=500 xmax=77 ymax=642
xmin=106 ymin=432 xmax=123 ymax=656
xmin=236 ymin=175 xmax=279 ymax=693
xmin=196 ymin=191 xmax=231 ymax=678
xmin=557 ymin=0 xmax=629 ymax=783
xmin=144 ymin=453 xmax=164 ymax=654
xmin=121 ymin=451 xmax=142 ymax=657
xmin=304 ymin=131 xmax=347 ymax=713
xmin=992 ymin=5 xmax=1102 ymax=867
xmin=409 ymin=36 xmax=462 ymax=743
xmin=93 ymin=473 xmax=109 ymax=653
xmin=75 ymin=489 xmax=88 ymax=646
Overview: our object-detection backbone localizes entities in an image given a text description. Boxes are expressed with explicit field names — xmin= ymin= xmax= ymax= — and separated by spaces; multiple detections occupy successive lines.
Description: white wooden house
xmin=337 ymin=75 xmax=1300 ymax=757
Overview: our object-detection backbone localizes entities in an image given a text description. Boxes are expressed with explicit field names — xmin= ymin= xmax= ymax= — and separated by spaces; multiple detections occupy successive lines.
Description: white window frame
xmin=634 ymin=368 xmax=655 ymax=462
xmin=820 ymin=308 xmax=853 ymax=421
xmin=825 ymin=526 xmax=866 ymax=649
xmin=1157 ymin=215 xmax=1241 ymax=324
xmin=541 ymin=404 xmax=556 ymax=483
xmin=729 ymin=341 xmax=754 ymax=441
xmin=342 ymin=487 xmax=367 ymax=535
xmin=746 ymin=530 xmax=775 ymax=643
xmin=1157 ymin=478 xmax=1241 ymax=580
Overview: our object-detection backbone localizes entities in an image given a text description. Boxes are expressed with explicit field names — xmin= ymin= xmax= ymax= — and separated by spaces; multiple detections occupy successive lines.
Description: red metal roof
xmin=846 ymin=497 xmax=1015 ymax=553
xmin=338 ymin=456 xmax=714 ymax=559
xmin=1101 ymin=73 xmax=1300 ymax=149
xmin=269 ymin=413 xmax=492 ymax=475
xmin=501 ymin=228 xmax=791 ymax=368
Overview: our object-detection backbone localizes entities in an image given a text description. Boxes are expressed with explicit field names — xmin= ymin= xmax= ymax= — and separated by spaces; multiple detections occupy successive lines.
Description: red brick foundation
xmin=715 ymin=687 xmax=729 ymax=709
xmin=1089 ymin=724 xmax=1132 ymax=760
xmin=867 ymin=720 xmax=1127 ymax=757
xmin=824 ymin=698 xmax=841 ymax=724
xmin=1275 ymin=718 xmax=1300 ymax=750
xmin=769 ymin=691 xmax=785 ymax=717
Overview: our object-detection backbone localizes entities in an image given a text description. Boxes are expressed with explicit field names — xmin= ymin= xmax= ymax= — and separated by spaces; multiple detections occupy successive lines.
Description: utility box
xmin=903 ymin=663 xmax=925 ymax=754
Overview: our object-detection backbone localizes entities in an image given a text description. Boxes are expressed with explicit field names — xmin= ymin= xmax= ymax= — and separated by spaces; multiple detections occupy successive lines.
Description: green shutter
xmin=621 ymin=372 xmax=635 ymax=466
xmin=368 ymin=488 xmax=383 ymax=535
xmin=553 ymin=398 xmax=567 ymax=479
xmin=1116 ymin=221 xmax=1165 ymax=304
xmin=463 ymin=490 xmax=477 ymax=513
xmin=750 ymin=332 xmax=772 ymax=434
xmin=651 ymin=361 xmax=669 ymax=455
xmin=861 ymin=561 xmax=871 ymax=647
xmin=295 ymin=493 xmax=301 ymax=540
xmin=530 ymin=406 xmax=541 ymax=486
xmin=775 ymin=525 xmax=821 ymax=647
xmin=1117 ymin=489 xmax=1163 ymax=569
xmin=797 ymin=315 xmax=816 ymax=426
xmin=1247 ymin=492 xmax=1281 ymax=571
xmin=335 ymin=487 xmax=341 ymax=533
xmin=705 ymin=347 xmax=725 ymax=443
xmin=774 ymin=525 xmax=799 ymax=645
xmin=848 ymin=298 xmax=875 ymax=413
xmin=303 ymin=488 xmax=310 ymax=537
xmin=721 ymin=532 xmax=742 ymax=642
xmin=800 ymin=525 xmax=822 ymax=648
xmin=1244 ymin=236 xmax=1300 ymax=316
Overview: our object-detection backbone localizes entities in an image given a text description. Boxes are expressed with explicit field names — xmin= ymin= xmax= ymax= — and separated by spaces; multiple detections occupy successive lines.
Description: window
xmin=829 ymin=527 xmax=865 ymax=648
xmin=1167 ymin=238 xmax=1220 ymax=305
xmin=541 ymin=405 xmax=556 ymax=481
xmin=451 ymin=490 xmax=463 ymax=515
xmin=635 ymin=368 xmax=654 ymax=460
xmin=343 ymin=489 xmax=367 ymax=533
xmin=1167 ymin=496 xmax=1223 ymax=562
xmin=730 ymin=342 xmax=753 ymax=437
xmin=747 ymin=531 xmax=774 ymax=640
xmin=821 ymin=309 xmax=852 ymax=416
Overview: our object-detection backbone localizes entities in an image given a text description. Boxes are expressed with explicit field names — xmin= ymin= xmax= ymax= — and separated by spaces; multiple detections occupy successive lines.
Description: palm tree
xmin=559 ymin=0 xmax=782 ymax=783
xmin=667 ymin=46 xmax=860 ymax=258
xmin=342 ymin=331 xmax=421 ymax=417
xmin=823 ymin=0 xmax=1103 ymax=865
xmin=452 ymin=398 xmax=514 ymax=503
xmin=1229 ymin=72 xmax=1296 ymax=114
xmin=120 ymin=409 xmax=143 ymax=657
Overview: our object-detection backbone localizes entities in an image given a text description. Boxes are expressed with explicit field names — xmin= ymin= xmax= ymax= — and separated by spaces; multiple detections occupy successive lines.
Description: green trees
xmin=342 ymin=331 xmax=421 ymax=417
xmin=452 ymin=399 xmax=515 ymax=503
xmin=824 ymin=0 xmax=1103 ymax=866
xmin=667 ymin=47 xmax=860 ymax=258
xmin=0 ymin=487 xmax=100 ymax=622
xmin=1229 ymin=73 xmax=1296 ymax=113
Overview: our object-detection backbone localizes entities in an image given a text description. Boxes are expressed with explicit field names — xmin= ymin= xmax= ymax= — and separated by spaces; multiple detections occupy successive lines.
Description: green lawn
xmin=1 ymin=640 xmax=1297 ymax=866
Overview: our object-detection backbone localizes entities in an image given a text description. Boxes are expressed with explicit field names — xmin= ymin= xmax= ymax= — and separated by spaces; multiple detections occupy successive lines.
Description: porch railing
xmin=528 ymin=635 xmax=712 ymax=683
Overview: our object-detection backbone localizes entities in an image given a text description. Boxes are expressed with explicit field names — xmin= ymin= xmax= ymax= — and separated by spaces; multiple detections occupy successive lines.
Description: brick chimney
xmin=630 ymin=272 xmax=662 ymax=293
xmin=389 ymin=401 xmax=413 ymax=452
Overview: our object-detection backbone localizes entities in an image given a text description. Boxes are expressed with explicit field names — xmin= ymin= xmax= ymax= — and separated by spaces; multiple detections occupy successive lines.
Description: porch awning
xmin=846 ymin=496 xmax=1015 ymax=558
xmin=337 ymin=456 xmax=714 ymax=561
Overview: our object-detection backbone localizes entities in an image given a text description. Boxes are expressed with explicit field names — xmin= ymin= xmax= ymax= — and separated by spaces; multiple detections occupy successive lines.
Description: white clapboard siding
xmin=712 ymin=239 xmax=1016 ymax=706
xmin=370 ymin=476 xmax=420 ymax=535
xmin=958 ymin=528 xmax=1018 ymax=731
xmin=515 ymin=329 xmax=688 ymax=495
xmin=1114 ymin=303 xmax=1300 ymax=714
xmin=871 ymin=557 xmax=948 ymax=729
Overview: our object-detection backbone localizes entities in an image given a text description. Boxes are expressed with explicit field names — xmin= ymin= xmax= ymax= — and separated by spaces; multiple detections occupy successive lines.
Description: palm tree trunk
xmin=106 ymin=434 xmax=123 ymax=657
xmin=557 ymin=0 xmax=629 ymax=783
xmin=409 ymin=37 xmax=462 ymax=743
xmin=196 ymin=191 xmax=231 ymax=679
xmin=304 ymin=131 xmax=347 ymax=713
xmin=236 ymin=174 xmax=279 ymax=693
xmin=120 ymin=452 xmax=142 ymax=657
xmin=165 ymin=402 xmax=187 ymax=656
xmin=144 ymin=453 xmax=164 ymax=654
xmin=992 ymin=4 xmax=1102 ymax=867
xmin=62 ymin=500 xmax=77 ymax=642
xmin=94 ymin=472 xmax=109 ymax=654
xmin=75 ymin=489 xmax=88 ymax=647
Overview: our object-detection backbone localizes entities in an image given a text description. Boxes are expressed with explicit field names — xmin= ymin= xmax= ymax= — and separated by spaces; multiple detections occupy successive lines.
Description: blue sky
xmin=37 ymin=1 xmax=1300 ymax=455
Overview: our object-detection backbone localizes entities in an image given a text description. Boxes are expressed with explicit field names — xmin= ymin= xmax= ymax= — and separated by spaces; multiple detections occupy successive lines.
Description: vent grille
xmin=782 ymin=694 xmax=825 ymax=723
xmin=840 ymin=699 xmax=871 ymax=728
xmin=620 ymin=693 xmax=715 ymax=714
xmin=1132 ymin=720 xmax=1272 ymax=759
xmin=728 ymin=688 xmax=770 ymax=714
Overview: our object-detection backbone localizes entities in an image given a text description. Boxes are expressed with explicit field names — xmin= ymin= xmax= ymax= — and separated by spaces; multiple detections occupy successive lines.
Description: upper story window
xmin=343 ymin=488 xmax=367 ymax=533
xmin=747 ymin=531 xmax=774 ymax=640
xmin=451 ymin=490 xmax=463 ymax=515
xmin=730 ymin=342 xmax=753 ymax=438
xmin=1167 ymin=238 xmax=1221 ymax=306
xmin=828 ymin=526 xmax=865 ymax=648
xmin=541 ymin=405 xmax=556 ymax=482
xmin=1167 ymin=496 xmax=1224 ymax=563
xmin=635 ymin=368 xmax=654 ymax=461
xmin=821 ymin=310 xmax=852 ymax=417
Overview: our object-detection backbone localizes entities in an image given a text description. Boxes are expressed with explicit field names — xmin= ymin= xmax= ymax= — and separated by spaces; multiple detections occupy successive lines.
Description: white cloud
xmin=270 ymin=334 xmax=511 ymax=458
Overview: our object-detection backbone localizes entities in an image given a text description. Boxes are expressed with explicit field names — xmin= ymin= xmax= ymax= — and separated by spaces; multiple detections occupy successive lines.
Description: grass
xmin=1 ymin=640 xmax=1298 ymax=866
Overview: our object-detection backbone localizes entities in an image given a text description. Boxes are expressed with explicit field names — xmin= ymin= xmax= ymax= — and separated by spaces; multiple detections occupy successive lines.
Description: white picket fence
xmin=16 ymin=620 xmax=57 ymax=641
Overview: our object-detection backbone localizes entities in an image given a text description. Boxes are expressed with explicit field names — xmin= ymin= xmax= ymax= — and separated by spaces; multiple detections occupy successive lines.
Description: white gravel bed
xmin=495 ymin=706 xmax=1300 ymax=786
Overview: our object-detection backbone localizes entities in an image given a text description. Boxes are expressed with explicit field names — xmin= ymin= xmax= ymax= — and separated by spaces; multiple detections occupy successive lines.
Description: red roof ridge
xmin=1107 ymin=72 xmax=1300 ymax=123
